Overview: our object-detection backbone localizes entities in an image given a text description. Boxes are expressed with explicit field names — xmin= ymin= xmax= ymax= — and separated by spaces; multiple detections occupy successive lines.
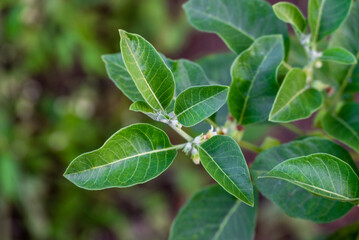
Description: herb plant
xmin=64 ymin=0 xmax=359 ymax=239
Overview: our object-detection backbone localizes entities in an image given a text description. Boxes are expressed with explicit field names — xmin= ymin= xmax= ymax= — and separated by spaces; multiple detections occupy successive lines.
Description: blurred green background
xmin=0 ymin=0 xmax=357 ymax=239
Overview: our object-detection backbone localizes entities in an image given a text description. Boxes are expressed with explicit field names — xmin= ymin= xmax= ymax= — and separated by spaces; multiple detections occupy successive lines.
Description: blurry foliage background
xmin=0 ymin=0 xmax=357 ymax=240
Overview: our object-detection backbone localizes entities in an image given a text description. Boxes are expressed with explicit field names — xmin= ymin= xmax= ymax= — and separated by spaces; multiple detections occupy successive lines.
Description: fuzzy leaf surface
xmin=228 ymin=35 xmax=284 ymax=125
xmin=199 ymin=135 xmax=253 ymax=206
xmin=269 ymin=68 xmax=322 ymax=122
xmin=64 ymin=124 xmax=177 ymax=189
xmin=120 ymin=30 xmax=175 ymax=111
xmin=308 ymin=0 xmax=352 ymax=43
xmin=175 ymin=85 xmax=228 ymax=127
xmin=322 ymin=102 xmax=359 ymax=153
xmin=170 ymin=185 xmax=257 ymax=240
xmin=262 ymin=153 xmax=359 ymax=204
xmin=251 ymin=137 xmax=358 ymax=222
xmin=273 ymin=2 xmax=306 ymax=33
xmin=183 ymin=0 xmax=287 ymax=54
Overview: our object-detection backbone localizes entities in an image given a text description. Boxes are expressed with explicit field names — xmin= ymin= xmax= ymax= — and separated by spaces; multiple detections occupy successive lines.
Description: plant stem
xmin=331 ymin=52 xmax=359 ymax=110
xmin=282 ymin=61 xmax=292 ymax=70
xmin=169 ymin=124 xmax=193 ymax=142
xmin=205 ymin=118 xmax=220 ymax=129
xmin=174 ymin=143 xmax=187 ymax=150
xmin=238 ymin=140 xmax=262 ymax=153
xmin=281 ymin=123 xmax=305 ymax=136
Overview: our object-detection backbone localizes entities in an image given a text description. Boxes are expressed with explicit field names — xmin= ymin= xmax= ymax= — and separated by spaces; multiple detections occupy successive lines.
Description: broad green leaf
xmin=261 ymin=153 xmax=359 ymax=204
xmin=197 ymin=52 xmax=236 ymax=86
xmin=269 ymin=68 xmax=323 ymax=122
xmin=183 ymin=0 xmax=288 ymax=54
xmin=199 ymin=135 xmax=253 ymax=206
xmin=251 ymin=137 xmax=357 ymax=222
xmin=228 ymin=35 xmax=284 ymax=125
xmin=166 ymin=59 xmax=210 ymax=96
xmin=197 ymin=53 xmax=236 ymax=125
xmin=273 ymin=2 xmax=306 ymax=33
xmin=64 ymin=123 xmax=177 ymax=190
xmin=129 ymin=101 xmax=155 ymax=115
xmin=119 ymin=30 xmax=175 ymax=112
xmin=328 ymin=1 xmax=359 ymax=91
xmin=318 ymin=47 xmax=357 ymax=65
xmin=174 ymin=85 xmax=228 ymax=127
xmin=170 ymin=185 xmax=257 ymax=240
xmin=102 ymin=53 xmax=144 ymax=102
xmin=322 ymin=102 xmax=359 ymax=153
xmin=308 ymin=0 xmax=352 ymax=43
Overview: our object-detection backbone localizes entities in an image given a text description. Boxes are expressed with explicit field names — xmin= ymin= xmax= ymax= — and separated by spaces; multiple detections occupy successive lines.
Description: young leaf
xmin=183 ymin=0 xmax=288 ymax=54
xmin=273 ymin=2 xmax=306 ymax=33
xmin=102 ymin=53 xmax=144 ymax=102
xmin=228 ymin=35 xmax=284 ymax=125
xmin=269 ymin=68 xmax=323 ymax=122
xmin=251 ymin=137 xmax=357 ymax=222
xmin=308 ymin=0 xmax=352 ymax=43
xmin=261 ymin=153 xmax=359 ymax=204
xmin=64 ymin=124 xmax=178 ymax=190
xmin=174 ymin=85 xmax=229 ymax=127
xmin=199 ymin=135 xmax=254 ymax=206
xmin=170 ymin=185 xmax=257 ymax=240
xmin=129 ymin=101 xmax=155 ymax=115
xmin=322 ymin=102 xmax=359 ymax=153
xmin=119 ymin=30 xmax=175 ymax=112
xmin=318 ymin=47 xmax=357 ymax=65
xmin=166 ymin=59 xmax=210 ymax=96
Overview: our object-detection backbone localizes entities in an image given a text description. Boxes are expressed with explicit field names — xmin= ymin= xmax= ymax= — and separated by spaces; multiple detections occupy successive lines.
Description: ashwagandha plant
xmin=64 ymin=0 xmax=359 ymax=238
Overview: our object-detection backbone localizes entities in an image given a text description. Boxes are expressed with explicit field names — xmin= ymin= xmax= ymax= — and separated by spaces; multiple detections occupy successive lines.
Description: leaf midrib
xmin=176 ymin=88 xmax=227 ymax=117
xmin=313 ymin=0 xmax=326 ymax=43
xmin=261 ymin=175 xmax=358 ymax=201
xmin=270 ymin=87 xmax=308 ymax=119
xmin=187 ymin=7 xmax=255 ymax=42
xmin=331 ymin=114 xmax=359 ymax=143
xmin=212 ymin=201 xmax=241 ymax=240
xmin=123 ymin=36 xmax=166 ymax=112
xmin=65 ymin=146 xmax=178 ymax=176
xmin=199 ymin=146 xmax=251 ymax=204
xmin=238 ymin=40 xmax=279 ymax=124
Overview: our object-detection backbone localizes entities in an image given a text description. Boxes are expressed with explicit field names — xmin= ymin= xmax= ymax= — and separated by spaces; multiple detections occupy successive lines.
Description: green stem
xmin=174 ymin=143 xmax=187 ymax=150
xmin=238 ymin=140 xmax=262 ymax=153
xmin=169 ymin=125 xmax=193 ymax=142
xmin=281 ymin=61 xmax=292 ymax=70
xmin=205 ymin=118 xmax=220 ymax=129
xmin=332 ymin=52 xmax=359 ymax=110
xmin=281 ymin=123 xmax=305 ymax=136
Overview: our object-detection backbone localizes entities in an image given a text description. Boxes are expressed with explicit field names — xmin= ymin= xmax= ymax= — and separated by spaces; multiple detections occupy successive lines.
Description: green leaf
xmin=119 ymin=30 xmax=175 ymax=112
xmin=322 ymin=102 xmax=359 ymax=153
xmin=64 ymin=123 xmax=178 ymax=190
xmin=199 ymin=135 xmax=253 ymax=206
xmin=261 ymin=153 xmax=359 ymax=204
xmin=197 ymin=53 xmax=236 ymax=125
xmin=269 ymin=68 xmax=323 ymax=122
xmin=166 ymin=59 xmax=210 ymax=96
xmin=174 ymin=85 xmax=229 ymax=127
xmin=308 ymin=0 xmax=352 ymax=43
xmin=129 ymin=101 xmax=155 ymax=115
xmin=197 ymin=53 xmax=236 ymax=86
xmin=273 ymin=2 xmax=306 ymax=33
xmin=318 ymin=47 xmax=357 ymax=65
xmin=102 ymin=53 xmax=144 ymax=102
xmin=183 ymin=0 xmax=288 ymax=54
xmin=251 ymin=137 xmax=357 ymax=222
xmin=228 ymin=35 xmax=284 ymax=125
xmin=169 ymin=185 xmax=257 ymax=240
